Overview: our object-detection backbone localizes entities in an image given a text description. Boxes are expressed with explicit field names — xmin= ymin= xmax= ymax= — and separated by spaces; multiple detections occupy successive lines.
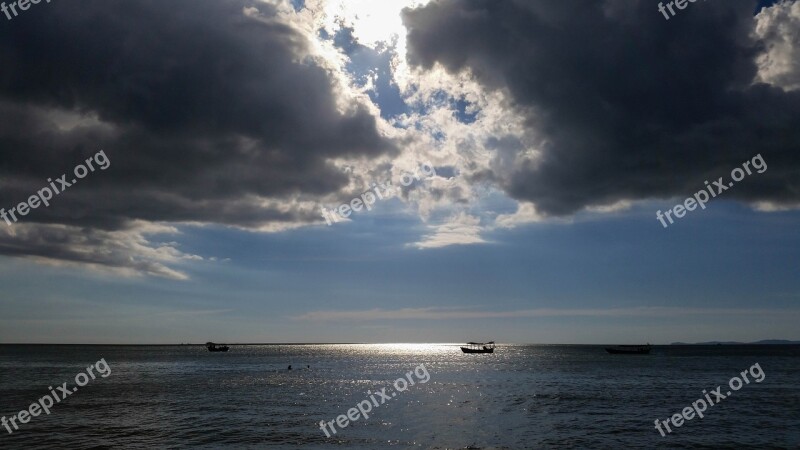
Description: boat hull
xmin=461 ymin=347 xmax=494 ymax=354
xmin=206 ymin=342 xmax=230 ymax=352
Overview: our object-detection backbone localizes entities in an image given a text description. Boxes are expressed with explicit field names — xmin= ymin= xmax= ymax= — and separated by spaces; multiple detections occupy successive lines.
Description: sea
xmin=0 ymin=344 xmax=798 ymax=449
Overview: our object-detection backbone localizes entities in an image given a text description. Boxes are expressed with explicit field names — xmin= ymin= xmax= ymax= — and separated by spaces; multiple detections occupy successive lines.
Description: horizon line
xmin=1 ymin=340 xmax=799 ymax=346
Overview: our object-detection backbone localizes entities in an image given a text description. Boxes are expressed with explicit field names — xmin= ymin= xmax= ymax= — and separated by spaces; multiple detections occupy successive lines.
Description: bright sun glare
xmin=323 ymin=0 xmax=429 ymax=50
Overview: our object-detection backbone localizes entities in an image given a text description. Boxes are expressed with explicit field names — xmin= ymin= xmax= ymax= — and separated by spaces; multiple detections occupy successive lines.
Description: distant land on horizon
xmin=670 ymin=339 xmax=800 ymax=345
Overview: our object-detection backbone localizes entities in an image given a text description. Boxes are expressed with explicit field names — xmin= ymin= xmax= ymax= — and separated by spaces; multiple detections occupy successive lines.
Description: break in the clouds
xmin=403 ymin=0 xmax=800 ymax=217
xmin=0 ymin=0 xmax=394 ymax=278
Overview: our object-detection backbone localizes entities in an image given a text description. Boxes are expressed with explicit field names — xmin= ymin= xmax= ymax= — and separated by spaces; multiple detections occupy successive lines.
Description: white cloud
xmin=754 ymin=0 xmax=800 ymax=91
xmin=0 ymin=221 xmax=201 ymax=280
xmin=413 ymin=212 xmax=486 ymax=248
xmin=495 ymin=203 xmax=545 ymax=229
xmin=752 ymin=200 xmax=800 ymax=212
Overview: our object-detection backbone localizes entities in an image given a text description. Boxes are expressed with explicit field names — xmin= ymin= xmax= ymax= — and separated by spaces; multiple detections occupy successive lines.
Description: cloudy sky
xmin=1 ymin=0 xmax=798 ymax=344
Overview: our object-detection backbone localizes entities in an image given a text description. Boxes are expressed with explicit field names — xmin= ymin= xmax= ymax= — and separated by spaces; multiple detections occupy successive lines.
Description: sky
xmin=0 ymin=0 xmax=798 ymax=344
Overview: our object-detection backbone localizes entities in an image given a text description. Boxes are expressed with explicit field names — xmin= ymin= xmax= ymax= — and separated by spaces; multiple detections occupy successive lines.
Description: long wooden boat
xmin=461 ymin=341 xmax=495 ymax=354
xmin=206 ymin=342 xmax=230 ymax=352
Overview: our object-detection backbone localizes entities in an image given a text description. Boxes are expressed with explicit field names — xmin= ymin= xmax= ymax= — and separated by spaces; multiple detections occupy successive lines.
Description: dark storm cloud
xmin=0 ymin=0 xmax=393 ymax=228
xmin=403 ymin=0 xmax=800 ymax=215
xmin=0 ymin=0 xmax=396 ymax=274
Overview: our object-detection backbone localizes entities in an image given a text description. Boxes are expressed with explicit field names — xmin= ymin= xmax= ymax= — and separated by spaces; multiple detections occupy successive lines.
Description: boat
xmin=461 ymin=341 xmax=495 ymax=354
xmin=206 ymin=342 xmax=230 ymax=352
xmin=605 ymin=344 xmax=651 ymax=354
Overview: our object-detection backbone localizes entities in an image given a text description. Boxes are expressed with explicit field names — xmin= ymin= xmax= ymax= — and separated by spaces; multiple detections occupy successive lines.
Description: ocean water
xmin=0 ymin=344 xmax=798 ymax=448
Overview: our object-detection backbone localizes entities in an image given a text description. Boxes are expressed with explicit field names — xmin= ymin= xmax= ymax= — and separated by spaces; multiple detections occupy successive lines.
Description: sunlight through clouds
xmin=294 ymin=0 xmax=531 ymax=248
